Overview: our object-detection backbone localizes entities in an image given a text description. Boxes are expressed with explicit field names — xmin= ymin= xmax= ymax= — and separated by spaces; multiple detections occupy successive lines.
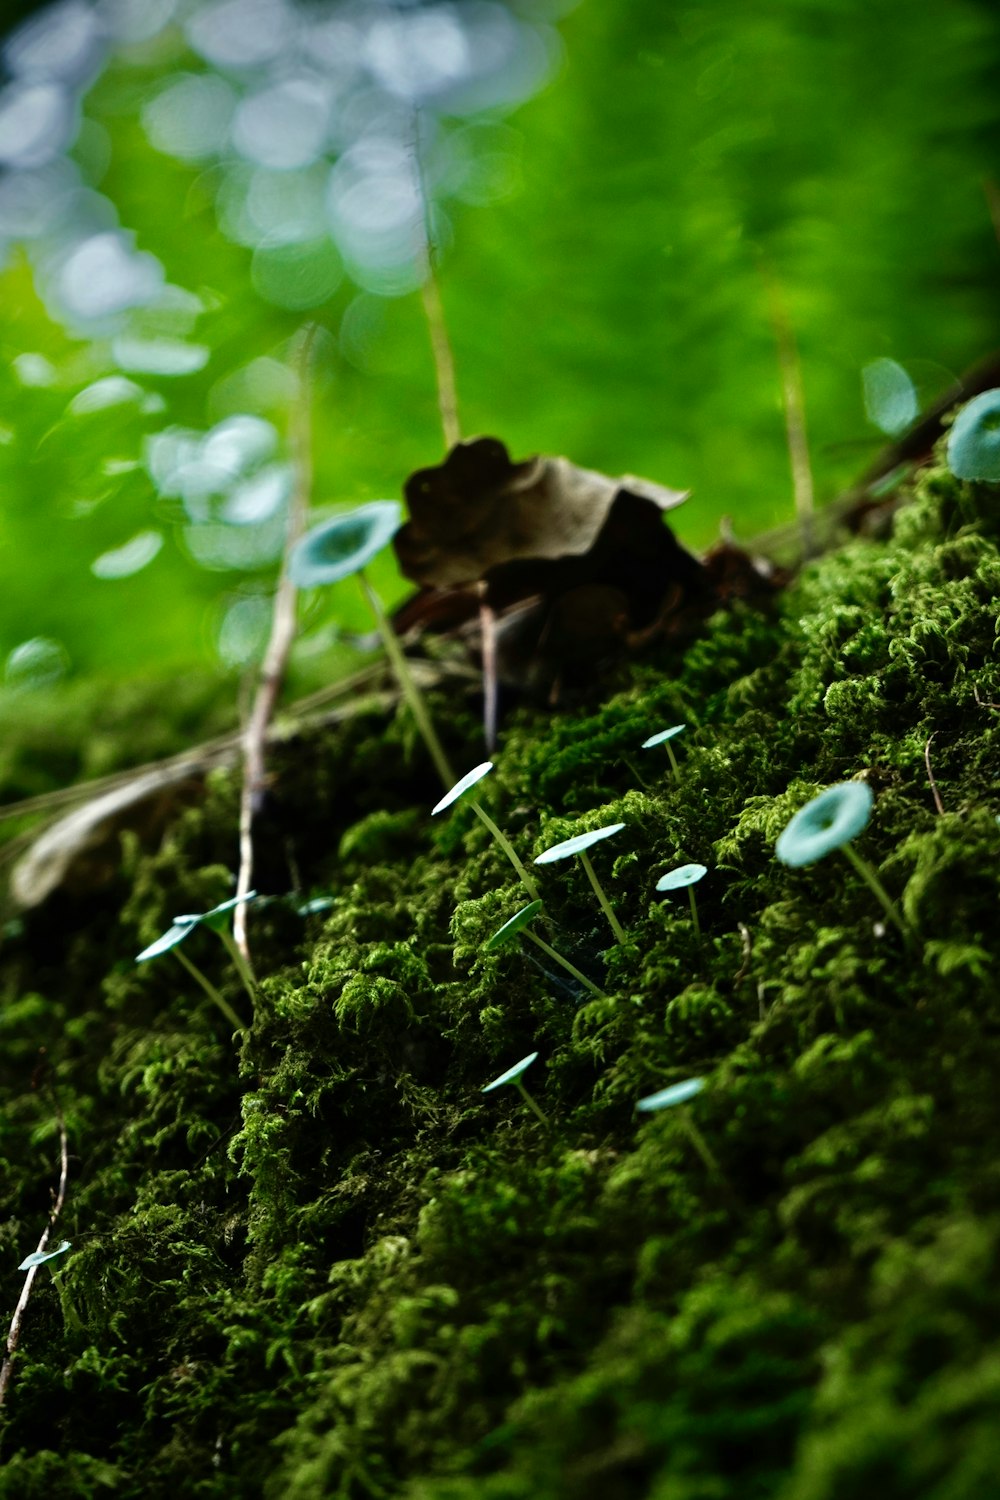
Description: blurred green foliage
xmin=1 ymin=0 xmax=999 ymax=710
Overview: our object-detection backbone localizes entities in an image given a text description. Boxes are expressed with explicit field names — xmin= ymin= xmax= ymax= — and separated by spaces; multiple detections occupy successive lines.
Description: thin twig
xmin=0 ymin=1077 xmax=70 ymax=1409
xmin=477 ymin=581 xmax=499 ymax=753
xmin=233 ymin=325 xmax=318 ymax=965
xmin=924 ymin=731 xmax=945 ymax=816
xmin=733 ymin=922 xmax=753 ymax=987
xmin=760 ymin=259 xmax=816 ymax=558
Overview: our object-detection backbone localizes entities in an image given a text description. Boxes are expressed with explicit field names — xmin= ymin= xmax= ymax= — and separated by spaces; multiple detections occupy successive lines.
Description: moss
xmin=2 ymin=456 xmax=1000 ymax=1496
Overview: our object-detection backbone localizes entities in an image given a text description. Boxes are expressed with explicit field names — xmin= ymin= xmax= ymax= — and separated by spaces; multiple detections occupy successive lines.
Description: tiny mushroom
xmin=534 ymin=822 xmax=627 ymax=944
xmin=946 ymin=387 xmax=1000 ymax=482
xmin=481 ymin=1051 xmax=549 ymax=1125
xmin=486 ymin=899 xmax=607 ymax=999
xmin=635 ymin=1075 xmax=721 ymax=1177
xmin=642 ymin=723 xmax=686 ymax=777
xmin=775 ymin=780 xmax=909 ymax=939
xmin=290 ymin=501 xmax=455 ymax=788
xmin=636 ymin=1076 xmax=705 ymax=1112
xmin=18 ymin=1240 xmax=71 ymax=1271
xmin=432 ymin=762 xmax=541 ymax=905
xmin=655 ymin=862 xmax=707 ymax=945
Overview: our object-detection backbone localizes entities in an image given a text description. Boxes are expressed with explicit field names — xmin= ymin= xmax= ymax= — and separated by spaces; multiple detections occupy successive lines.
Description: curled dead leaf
xmin=393 ymin=436 xmax=727 ymax=699
xmin=394 ymin=436 xmax=690 ymax=590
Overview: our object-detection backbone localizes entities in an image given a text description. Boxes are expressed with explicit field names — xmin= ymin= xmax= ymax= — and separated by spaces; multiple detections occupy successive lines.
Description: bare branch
xmin=233 ymin=325 xmax=318 ymax=966
xmin=924 ymin=731 xmax=945 ymax=816
xmin=0 ymin=1078 xmax=70 ymax=1410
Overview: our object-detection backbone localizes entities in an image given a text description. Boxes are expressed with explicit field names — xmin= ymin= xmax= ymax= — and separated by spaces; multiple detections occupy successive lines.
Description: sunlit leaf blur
xmin=1 ymin=0 xmax=998 ymax=717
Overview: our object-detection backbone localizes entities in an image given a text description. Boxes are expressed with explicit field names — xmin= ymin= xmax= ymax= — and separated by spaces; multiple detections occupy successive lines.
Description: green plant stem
xmin=761 ymin=257 xmax=816 ymax=558
xmin=215 ymin=928 xmax=259 ymax=1006
xmin=469 ymin=799 xmax=541 ymax=905
xmin=687 ymin=887 xmax=702 ymax=946
xmin=524 ymin=930 xmax=608 ymax=999
xmin=173 ymin=948 xmax=247 ymax=1032
xmin=678 ymin=1110 xmax=723 ymax=1178
xmin=839 ymin=843 xmax=911 ymax=941
xmin=623 ymin=755 xmax=650 ymax=789
xmin=579 ymin=850 xmax=627 ymax=945
xmin=515 ymin=1081 xmax=549 ymax=1126
xmin=359 ymin=570 xmax=455 ymax=789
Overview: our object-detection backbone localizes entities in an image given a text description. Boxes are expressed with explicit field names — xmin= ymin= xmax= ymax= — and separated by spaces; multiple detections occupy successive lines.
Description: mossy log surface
xmin=2 ymin=459 xmax=1000 ymax=1498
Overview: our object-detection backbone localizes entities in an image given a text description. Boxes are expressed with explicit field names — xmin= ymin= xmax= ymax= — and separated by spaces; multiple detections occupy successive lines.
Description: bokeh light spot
xmin=251 ymin=237 xmax=343 ymax=309
xmin=91 ymin=529 xmax=163 ymax=579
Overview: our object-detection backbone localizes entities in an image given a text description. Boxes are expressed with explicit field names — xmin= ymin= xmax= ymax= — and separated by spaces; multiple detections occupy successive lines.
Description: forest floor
xmin=1 ymin=451 xmax=999 ymax=1499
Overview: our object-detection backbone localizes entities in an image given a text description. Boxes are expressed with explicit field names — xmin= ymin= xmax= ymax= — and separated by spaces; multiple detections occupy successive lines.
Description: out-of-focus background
xmin=1 ymin=0 xmax=998 ymax=711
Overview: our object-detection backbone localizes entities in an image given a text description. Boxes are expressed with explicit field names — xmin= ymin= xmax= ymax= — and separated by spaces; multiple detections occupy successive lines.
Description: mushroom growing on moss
xmin=481 ymin=1051 xmax=548 ymax=1125
xmin=775 ymin=780 xmax=908 ymax=938
xmin=642 ymin=723 xmax=686 ymax=778
xmin=534 ymin=823 xmax=627 ymax=944
xmin=432 ymin=762 xmax=541 ymax=905
xmin=636 ymin=1076 xmax=705 ymax=1112
xmin=635 ymin=1075 xmax=722 ymax=1177
xmin=486 ymin=899 xmax=607 ymax=999
xmin=656 ymin=862 xmax=707 ymax=945
xmin=290 ymin=501 xmax=455 ymax=788
xmin=946 ymin=387 xmax=1000 ymax=482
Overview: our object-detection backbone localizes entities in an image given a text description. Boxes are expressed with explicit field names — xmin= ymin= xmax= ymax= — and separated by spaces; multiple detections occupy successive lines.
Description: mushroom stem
xmin=514 ymin=1081 xmax=549 ymax=1126
xmin=664 ymin=741 xmax=681 ymax=779
xmin=838 ymin=843 xmax=910 ymax=940
xmin=173 ymin=948 xmax=247 ymax=1032
xmin=687 ymin=887 xmax=702 ymax=947
xmin=469 ymin=800 xmax=542 ymax=906
xmin=678 ymin=1109 xmax=722 ymax=1178
xmin=579 ymin=850 xmax=627 ymax=945
xmin=359 ymin=569 xmax=455 ymax=788
xmin=523 ymin=930 xmax=608 ymax=999
xmin=215 ymin=926 xmax=259 ymax=1005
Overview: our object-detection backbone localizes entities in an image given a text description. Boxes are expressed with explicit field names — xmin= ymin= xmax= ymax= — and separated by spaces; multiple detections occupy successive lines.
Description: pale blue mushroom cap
xmin=486 ymin=900 xmax=544 ymax=951
xmin=642 ymin=724 xmax=686 ymax=749
xmin=775 ymin=781 xmax=873 ymax=867
xmin=656 ymin=862 xmax=707 ymax=891
xmin=946 ymin=388 xmax=1000 ymax=482
xmin=432 ymin=761 xmax=493 ymax=814
xmin=289 ymin=501 xmax=402 ymax=587
xmin=136 ymin=919 xmax=197 ymax=963
xmin=19 ymin=1239 xmax=71 ymax=1270
xmin=137 ymin=892 xmax=257 ymax=961
xmin=636 ymin=1077 xmax=705 ymax=1112
xmin=482 ymin=1052 xmax=539 ymax=1092
xmin=534 ymin=822 xmax=625 ymax=865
